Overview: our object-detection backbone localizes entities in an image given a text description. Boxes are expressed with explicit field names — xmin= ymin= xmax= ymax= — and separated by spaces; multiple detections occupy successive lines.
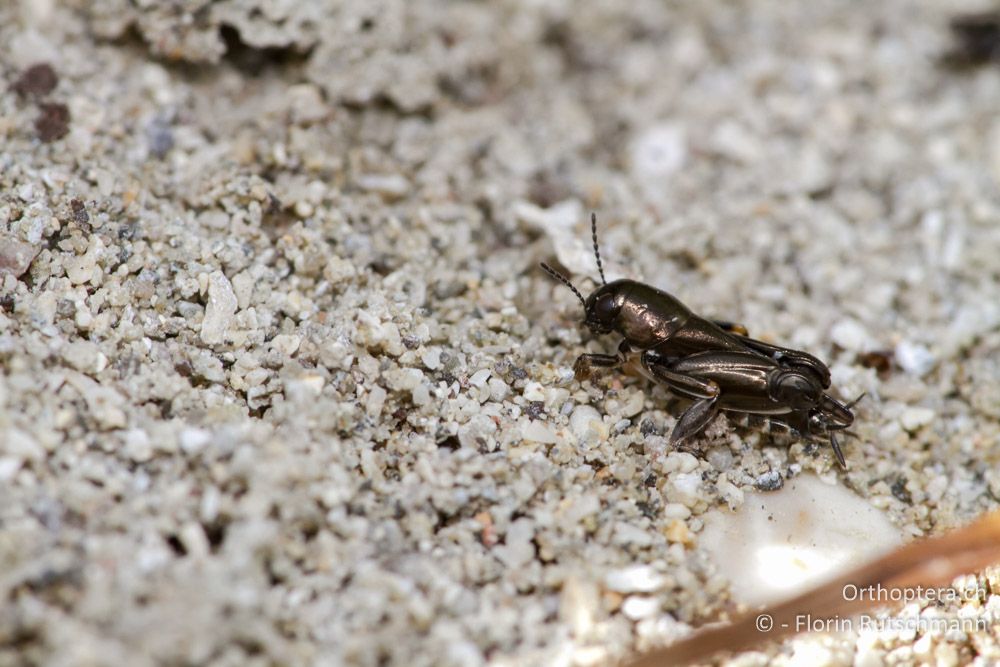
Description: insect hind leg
xmin=668 ymin=398 xmax=721 ymax=448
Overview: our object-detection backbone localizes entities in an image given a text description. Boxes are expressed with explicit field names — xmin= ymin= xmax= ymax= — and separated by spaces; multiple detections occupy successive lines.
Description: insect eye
xmin=594 ymin=293 xmax=617 ymax=320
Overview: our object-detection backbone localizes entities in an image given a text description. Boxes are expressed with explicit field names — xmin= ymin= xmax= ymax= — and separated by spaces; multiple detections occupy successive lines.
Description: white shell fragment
xmin=700 ymin=476 xmax=904 ymax=606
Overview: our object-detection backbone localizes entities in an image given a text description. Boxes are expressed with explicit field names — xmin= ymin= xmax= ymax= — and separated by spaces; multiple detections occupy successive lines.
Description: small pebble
xmin=13 ymin=62 xmax=58 ymax=98
xmin=355 ymin=174 xmax=410 ymax=200
xmin=569 ymin=405 xmax=603 ymax=440
xmin=200 ymin=271 xmax=237 ymax=345
xmin=421 ymin=347 xmax=441 ymax=370
xmin=754 ymin=471 xmax=784 ymax=492
xmin=830 ymin=318 xmax=873 ymax=352
xmin=604 ymin=565 xmax=666 ymax=593
xmin=179 ymin=428 xmax=210 ymax=454
xmin=0 ymin=236 xmax=40 ymax=278
xmin=469 ymin=369 xmax=491 ymax=387
xmin=662 ymin=503 xmax=691 ymax=520
xmin=621 ymin=596 xmax=660 ymax=620
xmin=35 ymin=102 xmax=71 ymax=142
xmin=630 ymin=123 xmax=687 ymax=179
xmin=522 ymin=420 xmax=559 ymax=444
xmin=900 ymin=407 xmax=935 ymax=432
xmin=666 ymin=472 xmax=703 ymax=507
xmin=895 ymin=340 xmax=936 ymax=377
xmin=523 ymin=381 xmax=546 ymax=401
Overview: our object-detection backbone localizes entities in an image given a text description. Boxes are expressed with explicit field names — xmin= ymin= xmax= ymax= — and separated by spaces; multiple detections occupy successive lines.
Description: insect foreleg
xmin=573 ymin=341 xmax=634 ymax=380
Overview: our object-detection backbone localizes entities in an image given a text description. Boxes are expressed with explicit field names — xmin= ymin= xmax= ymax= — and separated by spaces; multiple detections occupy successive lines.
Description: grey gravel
xmin=3 ymin=1 xmax=1000 ymax=666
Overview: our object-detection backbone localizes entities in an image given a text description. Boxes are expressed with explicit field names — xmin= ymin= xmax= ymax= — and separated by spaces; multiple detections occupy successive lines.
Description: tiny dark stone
xmin=267 ymin=193 xmax=282 ymax=214
xmin=510 ymin=367 xmax=528 ymax=381
xmin=527 ymin=172 xmax=570 ymax=209
xmin=146 ymin=117 xmax=174 ymax=158
xmin=13 ymin=63 xmax=58 ymax=98
xmin=640 ymin=418 xmax=659 ymax=437
xmin=70 ymin=199 xmax=89 ymax=225
xmin=643 ymin=474 xmax=657 ymax=487
xmin=118 ymin=222 xmax=139 ymax=240
xmin=891 ymin=477 xmax=912 ymax=504
xmin=401 ymin=334 xmax=420 ymax=350
xmin=857 ymin=350 xmax=893 ymax=375
xmin=525 ymin=401 xmax=545 ymax=420
xmin=754 ymin=470 xmax=784 ymax=492
xmin=636 ymin=501 xmax=658 ymax=520
xmin=947 ymin=12 xmax=1000 ymax=66
xmin=165 ymin=533 xmax=187 ymax=556
xmin=56 ymin=299 xmax=75 ymax=318
xmin=437 ymin=435 xmax=460 ymax=451
xmin=0 ymin=294 xmax=14 ymax=312
xmin=35 ymin=102 xmax=71 ymax=142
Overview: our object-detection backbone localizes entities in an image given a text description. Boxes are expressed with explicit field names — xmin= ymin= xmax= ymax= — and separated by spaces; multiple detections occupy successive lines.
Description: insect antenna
xmin=591 ymin=212 xmax=607 ymax=286
xmin=540 ymin=262 xmax=586 ymax=308
xmin=845 ymin=392 xmax=866 ymax=410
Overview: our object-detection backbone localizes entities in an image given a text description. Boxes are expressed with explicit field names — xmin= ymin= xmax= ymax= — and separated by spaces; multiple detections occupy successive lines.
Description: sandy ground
xmin=4 ymin=1 xmax=1000 ymax=665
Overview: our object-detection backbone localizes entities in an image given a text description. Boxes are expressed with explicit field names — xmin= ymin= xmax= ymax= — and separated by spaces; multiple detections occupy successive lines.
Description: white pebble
xmin=0 ymin=457 xmax=22 ymax=481
xmin=179 ymin=427 xmax=211 ymax=454
xmin=706 ymin=446 xmax=734 ymax=471
xmin=830 ymin=318 xmax=873 ymax=352
xmin=270 ymin=334 xmax=301 ymax=356
xmin=522 ymin=420 xmax=559 ymax=444
xmin=630 ymin=123 xmax=687 ymax=179
xmin=895 ymin=340 xmax=936 ymax=377
xmin=458 ymin=414 xmax=497 ymax=450
xmin=488 ymin=378 xmax=509 ymax=402
xmin=421 ymin=347 xmax=441 ymax=370
xmin=200 ymin=271 xmax=237 ymax=345
xmin=366 ymin=386 xmax=388 ymax=418
xmin=469 ymin=369 xmax=491 ymax=387
xmin=412 ymin=384 xmax=431 ymax=406
xmin=662 ymin=503 xmax=691 ymax=520
xmin=124 ymin=428 xmax=152 ymax=463
xmin=666 ymin=472 xmax=703 ymax=507
xmin=62 ymin=340 xmax=105 ymax=374
xmin=717 ymin=478 xmax=745 ymax=509
xmin=604 ymin=565 xmax=666 ymax=593
xmin=523 ymin=381 xmax=545 ymax=401
xmin=495 ymin=518 xmax=535 ymax=568
xmin=387 ymin=368 xmax=422 ymax=391
xmin=0 ymin=237 xmax=40 ymax=278
xmin=355 ymin=174 xmax=410 ymax=200
xmin=621 ymin=596 xmax=661 ymax=620
xmin=900 ymin=407 xmax=935 ymax=432
xmin=569 ymin=405 xmax=602 ymax=440
xmin=622 ymin=390 xmax=645 ymax=418
xmin=662 ymin=451 xmax=699 ymax=474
